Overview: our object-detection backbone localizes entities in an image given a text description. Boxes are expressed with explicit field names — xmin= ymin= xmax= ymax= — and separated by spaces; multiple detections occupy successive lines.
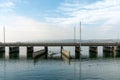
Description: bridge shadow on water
xmin=9 ymin=53 xmax=19 ymax=59
xmin=0 ymin=52 xmax=5 ymax=59
xmin=116 ymin=51 xmax=120 ymax=57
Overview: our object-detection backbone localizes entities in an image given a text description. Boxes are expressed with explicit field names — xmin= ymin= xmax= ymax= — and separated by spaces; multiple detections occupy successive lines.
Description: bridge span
xmin=0 ymin=42 xmax=120 ymax=59
xmin=0 ymin=42 xmax=120 ymax=46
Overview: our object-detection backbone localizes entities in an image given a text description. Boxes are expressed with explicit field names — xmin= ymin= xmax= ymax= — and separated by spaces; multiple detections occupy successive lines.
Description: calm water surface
xmin=0 ymin=47 xmax=120 ymax=80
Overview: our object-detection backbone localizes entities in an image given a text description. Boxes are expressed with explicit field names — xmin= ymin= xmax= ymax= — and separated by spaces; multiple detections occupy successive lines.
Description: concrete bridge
xmin=0 ymin=42 xmax=120 ymax=59
xmin=0 ymin=42 xmax=120 ymax=46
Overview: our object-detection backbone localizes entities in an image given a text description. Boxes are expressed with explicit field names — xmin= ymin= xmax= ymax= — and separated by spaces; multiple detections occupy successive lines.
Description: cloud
xmin=0 ymin=1 xmax=14 ymax=8
xmin=43 ymin=0 xmax=120 ymax=40
xmin=0 ymin=0 xmax=120 ymax=41
xmin=0 ymin=13 xmax=76 ymax=42
xmin=0 ymin=0 xmax=15 ymax=13
xmin=45 ymin=0 xmax=120 ymax=32
xmin=0 ymin=0 xmax=76 ymax=42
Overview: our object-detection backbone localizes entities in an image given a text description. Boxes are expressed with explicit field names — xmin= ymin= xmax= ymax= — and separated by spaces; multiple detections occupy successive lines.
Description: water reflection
xmin=103 ymin=52 xmax=114 ymax=58
xmin=1 ymin=45 xmax=120 ymax=80
xmin=61 ymin=54 xmax=71 ymax=64
xmin=9 ymin=52 xmax=19 ymax=59
xmin=0 ymin=54 xmax=81 ymax=80
xmin=1 ymin=55 xmax=120 ymax=80
xmin=116 ymin=52 xmax=120 ymax=57
xmin=89 ymin=52 xmax=98 ymax=58
xmin=0 ymin=52 xmax=5 ymax=58
xmin=27 ymin=52 xmax=33 ymax=59
xmin=33 ymin=55 xmax=46 ymax=64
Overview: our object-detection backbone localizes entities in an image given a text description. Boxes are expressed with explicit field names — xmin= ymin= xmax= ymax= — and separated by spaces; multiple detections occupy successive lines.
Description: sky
xmin=0 ymin=0 xmax=120 ymax=42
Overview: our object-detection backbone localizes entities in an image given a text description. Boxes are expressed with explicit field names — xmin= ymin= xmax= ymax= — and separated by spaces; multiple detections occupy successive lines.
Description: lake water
xmin=0 ymin=46 xmax=120 ymax=80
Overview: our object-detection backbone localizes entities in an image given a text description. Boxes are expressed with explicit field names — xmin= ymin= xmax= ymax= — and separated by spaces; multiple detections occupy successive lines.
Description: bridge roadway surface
xmin=0 ymin=42 xmax=120 ymax=46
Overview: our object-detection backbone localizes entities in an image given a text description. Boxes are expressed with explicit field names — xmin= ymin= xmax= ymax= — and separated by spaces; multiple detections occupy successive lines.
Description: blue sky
xmin=0 ymin=0 xmax=120 ymax=42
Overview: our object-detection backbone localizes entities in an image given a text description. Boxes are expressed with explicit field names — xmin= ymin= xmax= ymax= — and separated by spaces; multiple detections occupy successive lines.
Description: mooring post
xmin=45 ymin=46 xmax=48 ymax=59
xmin=75 ymin=46 xmax=80 ymax=59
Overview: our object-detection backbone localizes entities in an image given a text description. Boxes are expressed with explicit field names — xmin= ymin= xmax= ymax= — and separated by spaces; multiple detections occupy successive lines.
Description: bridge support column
xmin=116 ymin=46 xmax=120 ymax=57
xmin=89 ymin=46 xmax=98 ymax=58
xmin=0 ymin=47 xmax=5 ymax=53
xmin=0 ymin=47 xmax=5 ymax=58
xmin=75 ymin=46 xmax=80 ymax=59
xmin=61 ymin=46 xmax=63 ymax=58
xmin=103 ymin=46 xmax=115 ymax=58
xmin=45 ymin=46 xmax=48 ymax=59
xmin=111 ymin=46 xmax=115 ymax=57
xmin=27 ymin=46 xmax=33 ymax=58
xmin=9 ymin=47 xmax=19 ymax=59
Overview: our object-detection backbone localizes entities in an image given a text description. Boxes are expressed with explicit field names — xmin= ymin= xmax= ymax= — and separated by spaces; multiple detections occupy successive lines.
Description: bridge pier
xmin=0 ymin=47 xmax=5 ymax=53
xmin=103 ymin=46 xmax=115 ymax=58
xmin=116 ymin=46 xmax=120 ymax=57
xmin=61 ymin=46 xmax=63 ymax=58
xmin=0 ymin=52 xmax=5 ymax=58
xmin=9 ymin=47 xmax=19 ymax=59
xmin=9 ymin=47 xmax=19 ymax=53
xmin=116 ymin=46 xmax=120 ymax=52
xmin=89 ymin=46 xmax=98 ymax=58
xmin=0 ymin=47 xmax=5 ymax=58
xmin=75 ymin=46 xmax=80 ymax=59
xmin=45 ymin=46 xmax=48 ymax=59
xmin=27 ymin=46 xmax=33 ymax=58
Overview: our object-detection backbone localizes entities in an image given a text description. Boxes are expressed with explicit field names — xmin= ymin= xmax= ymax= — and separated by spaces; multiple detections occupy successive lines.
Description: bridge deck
xmin=0 ymin=42 xmax=120 ymax=46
